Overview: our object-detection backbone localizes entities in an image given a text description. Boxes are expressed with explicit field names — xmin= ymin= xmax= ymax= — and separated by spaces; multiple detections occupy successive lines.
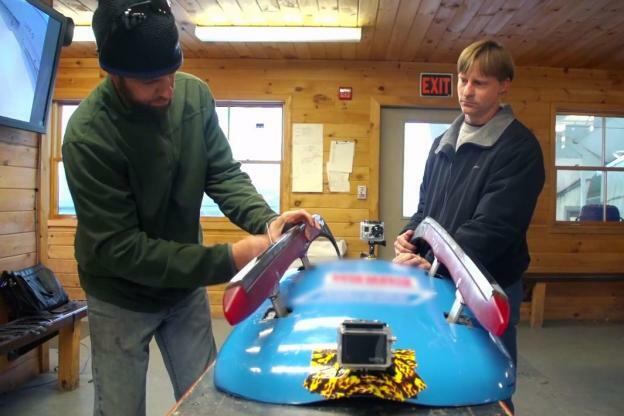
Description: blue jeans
xmin=87 ymin=288 xmax=216 ymax=416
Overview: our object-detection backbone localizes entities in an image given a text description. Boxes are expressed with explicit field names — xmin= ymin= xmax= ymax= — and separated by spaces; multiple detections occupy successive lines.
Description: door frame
xmin=367 ymin=96 xmax=459 ymax=222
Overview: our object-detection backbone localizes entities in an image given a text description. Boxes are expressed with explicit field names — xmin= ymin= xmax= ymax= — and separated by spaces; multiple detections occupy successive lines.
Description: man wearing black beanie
xmin=62 ymin=1 xmax=318 ymax=414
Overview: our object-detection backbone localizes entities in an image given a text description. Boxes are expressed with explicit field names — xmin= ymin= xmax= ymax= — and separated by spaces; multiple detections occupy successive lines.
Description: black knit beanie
xmin=92 ymin=0 xmax=182 ymax=78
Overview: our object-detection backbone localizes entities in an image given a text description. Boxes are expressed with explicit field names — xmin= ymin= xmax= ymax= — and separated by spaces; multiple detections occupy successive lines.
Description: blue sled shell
xmin=214 ymin=259 xmax=515 ymax=406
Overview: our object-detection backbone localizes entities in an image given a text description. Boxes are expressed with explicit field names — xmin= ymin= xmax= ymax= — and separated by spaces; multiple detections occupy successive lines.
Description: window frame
xmin=551 ymin=103 xmax=624 ymax=233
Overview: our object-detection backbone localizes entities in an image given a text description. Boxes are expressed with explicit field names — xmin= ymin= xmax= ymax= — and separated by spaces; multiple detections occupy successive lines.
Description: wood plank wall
xmin=0 ymin=126 xmax=38 ymax=289
xmin=0 ymin=125 xmax=41 ymax=391
xmin=46 ymin=57 xmax=624 ymax=320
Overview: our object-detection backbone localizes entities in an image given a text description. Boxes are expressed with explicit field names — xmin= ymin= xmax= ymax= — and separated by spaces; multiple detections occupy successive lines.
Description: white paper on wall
xmin=327 ymin=140 xmax=355 ymax=173
xmin=292 ymin=123 xmax=323 ymax=192
xmin=327 ymin=140 xmax=354 ymax=192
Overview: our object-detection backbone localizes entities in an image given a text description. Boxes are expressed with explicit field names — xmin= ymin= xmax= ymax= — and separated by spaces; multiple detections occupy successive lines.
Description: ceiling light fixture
xmin=194 ymin=26 xmax=361 ymax=43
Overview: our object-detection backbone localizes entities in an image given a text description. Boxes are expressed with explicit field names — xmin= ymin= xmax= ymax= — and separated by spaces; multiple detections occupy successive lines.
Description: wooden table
xmin=167 ymin=365 xmax=513 ymax=416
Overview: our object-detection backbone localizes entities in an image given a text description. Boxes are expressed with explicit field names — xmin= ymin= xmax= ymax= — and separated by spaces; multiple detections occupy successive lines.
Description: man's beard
xmin=117 ymin=78 xmax=171 ymax=118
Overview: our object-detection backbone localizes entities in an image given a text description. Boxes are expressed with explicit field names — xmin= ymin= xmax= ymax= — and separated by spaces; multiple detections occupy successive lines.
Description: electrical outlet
xmin=357 ymin=185 xmax=367 ymax=200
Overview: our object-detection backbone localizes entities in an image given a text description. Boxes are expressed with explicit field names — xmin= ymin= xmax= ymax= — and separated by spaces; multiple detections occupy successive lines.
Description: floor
xmin=1 ymin=319 xmax=623 ymax=416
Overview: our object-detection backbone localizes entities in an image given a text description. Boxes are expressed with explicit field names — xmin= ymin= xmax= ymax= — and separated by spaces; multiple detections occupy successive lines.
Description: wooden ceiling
xmin=56 ymin=0 xmax=624 ymax=71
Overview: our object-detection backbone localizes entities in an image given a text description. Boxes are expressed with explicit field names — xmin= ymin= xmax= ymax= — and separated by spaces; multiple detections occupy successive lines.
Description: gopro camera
xmin=360 ymin=220 xmax=385 ymax=243
xmin=337 ymin=320 xmax=395 ymax=371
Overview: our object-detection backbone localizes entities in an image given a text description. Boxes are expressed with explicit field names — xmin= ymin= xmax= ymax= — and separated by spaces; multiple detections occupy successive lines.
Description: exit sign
xmin=420 ymin=73 xmax=453 ymax=97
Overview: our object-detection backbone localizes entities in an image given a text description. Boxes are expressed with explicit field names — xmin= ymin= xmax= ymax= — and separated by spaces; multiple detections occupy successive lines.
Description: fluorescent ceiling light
xmin=72 ymin=26 xmax=96 ymax=42
xmin=195 ymin=26 xmax=361 ymax=43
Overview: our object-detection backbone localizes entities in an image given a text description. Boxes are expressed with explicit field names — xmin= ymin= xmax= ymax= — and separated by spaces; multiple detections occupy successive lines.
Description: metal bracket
xmin=446 ymin=289 xmax=465 ymax=324
xmin=269 ymin=284 xmax=288 ymax=318
xmin=428 ymin=257 xmax=440 ymax=277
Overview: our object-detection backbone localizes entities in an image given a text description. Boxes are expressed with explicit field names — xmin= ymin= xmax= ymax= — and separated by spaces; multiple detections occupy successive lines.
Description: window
xmin=53 ymin=102 xmax=283 ymax=218
xmin=56 ymin=103 xmax=79 ymax=215
xmin=555 ymin=114 xmax=624 ymax=222
xmin=402 ymin=122 xmax=450 ymax=217
xmin=201 ymin=103 xmax=282 ymax=216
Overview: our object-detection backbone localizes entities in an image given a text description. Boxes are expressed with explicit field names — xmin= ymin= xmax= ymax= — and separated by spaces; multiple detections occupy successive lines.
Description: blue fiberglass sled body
xmin=214 ymin=217 xmax=515 ymax=407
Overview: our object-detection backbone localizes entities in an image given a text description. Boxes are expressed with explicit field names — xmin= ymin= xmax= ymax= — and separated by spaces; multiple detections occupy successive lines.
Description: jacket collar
xmin=435 ymin=104 xmax=515 ymax=154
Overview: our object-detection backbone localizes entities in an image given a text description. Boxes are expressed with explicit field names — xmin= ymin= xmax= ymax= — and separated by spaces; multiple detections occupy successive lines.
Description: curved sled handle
xmin=412 ymin=217 xmax=510 ymax=337
xmin=223 ymin=215 xmax=339 ymax=325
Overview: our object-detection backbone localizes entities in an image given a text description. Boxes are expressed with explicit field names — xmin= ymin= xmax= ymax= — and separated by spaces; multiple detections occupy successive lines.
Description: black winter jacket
xmin=402 ymin=108 xmax=545 ymax=288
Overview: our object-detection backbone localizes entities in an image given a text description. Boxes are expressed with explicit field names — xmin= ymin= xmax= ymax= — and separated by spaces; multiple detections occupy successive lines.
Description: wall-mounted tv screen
xmin=0 ymin=0 xmax=67 ymax=133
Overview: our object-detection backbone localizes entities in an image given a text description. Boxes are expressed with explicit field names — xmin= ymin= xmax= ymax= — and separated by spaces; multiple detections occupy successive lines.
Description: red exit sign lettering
xmin=420 ymin=73 xmax=453 ymax=97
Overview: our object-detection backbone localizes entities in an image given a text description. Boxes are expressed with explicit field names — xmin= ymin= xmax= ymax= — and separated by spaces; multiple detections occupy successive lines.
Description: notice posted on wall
xmin=327 ymin=140 xmax=354 ymax=192
xmin=292 ymin=123 xmax=323 ymax=192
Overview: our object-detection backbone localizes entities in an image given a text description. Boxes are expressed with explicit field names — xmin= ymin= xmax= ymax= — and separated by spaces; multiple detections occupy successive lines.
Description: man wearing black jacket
xmin=394 ymin=40 xmax=545 ymax=377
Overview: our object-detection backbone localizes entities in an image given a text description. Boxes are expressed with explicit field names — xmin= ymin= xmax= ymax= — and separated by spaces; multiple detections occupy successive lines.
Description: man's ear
xmin=499 ymin=79 xmax=511 ymax=96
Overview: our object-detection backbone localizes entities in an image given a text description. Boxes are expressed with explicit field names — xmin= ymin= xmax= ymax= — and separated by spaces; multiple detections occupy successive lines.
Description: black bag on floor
xmin=0 ymin=264 xmax=69 ymax=319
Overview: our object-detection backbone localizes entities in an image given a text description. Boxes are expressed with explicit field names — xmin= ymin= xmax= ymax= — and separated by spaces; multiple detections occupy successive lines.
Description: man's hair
xmin=457 ymin=40 xmax=514 ymax=81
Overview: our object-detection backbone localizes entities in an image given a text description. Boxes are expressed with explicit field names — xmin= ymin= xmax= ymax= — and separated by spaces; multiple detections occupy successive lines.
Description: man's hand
xmin=268 ymin=209 xmax=320 ymax=242
xmin=392 ymin=252 xmax=431 ymax=271
xmin=394 ymin=230 xmax=417 ymax=255
xmin=231 ymin=234 xmax=270 ymax=271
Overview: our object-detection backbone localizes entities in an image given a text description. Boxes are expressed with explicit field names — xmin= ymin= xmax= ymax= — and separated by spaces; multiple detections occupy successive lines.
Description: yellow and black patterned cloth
xmin=303 ymin=349 xmax=427 ymax=401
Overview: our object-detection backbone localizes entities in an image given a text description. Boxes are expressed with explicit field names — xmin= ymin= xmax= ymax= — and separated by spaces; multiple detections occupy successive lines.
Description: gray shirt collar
xmin=435 ymin=104 xmax=515 ymax=154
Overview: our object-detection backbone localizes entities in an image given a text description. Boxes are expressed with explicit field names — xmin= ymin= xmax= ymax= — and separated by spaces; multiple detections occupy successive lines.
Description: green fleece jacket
xmin=62 ymin=72 xmax=277 ymax=312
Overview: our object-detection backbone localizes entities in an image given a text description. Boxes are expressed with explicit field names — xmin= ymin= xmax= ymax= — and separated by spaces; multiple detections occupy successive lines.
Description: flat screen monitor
xmin=0 ymin=0 xmax=67 ymax=133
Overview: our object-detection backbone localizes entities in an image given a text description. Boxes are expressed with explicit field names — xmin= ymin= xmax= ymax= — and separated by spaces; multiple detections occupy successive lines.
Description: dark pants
xmin=500 ymin=278 xmax=524 ymax=414
xmin=501 ymin=278 xmax=523 ymax=366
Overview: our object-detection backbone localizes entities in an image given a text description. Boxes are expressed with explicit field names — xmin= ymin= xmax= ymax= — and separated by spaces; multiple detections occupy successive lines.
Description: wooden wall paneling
xmin=293 ymin=43 xmax=313 ymax=60
xmin=236 ymin=0 xmax=262 ymax=19
xmin=55 ymin=1 xmax=624 ymax=70
xmin=297 ymin=0 xmax=317 ymax=25
xmin=0 ymin=166 xmax=37 ymax=189
xmin=518 ymin=0 xmax=608 ymax=67
xmin=0 ymin=233 xmax=37 ymax=258
xmin=0 ymin=127 xmax=38 ymax=148
xmin=354 ymin=0 xmax=378 ymax=60
xmin=176 ymin=0 xmax=206 ymax=16
xmin=254 ymin=0 xmax=279 ymax=14
xmin=48 ymin=57 xmax=624 ymax=321
xmin=544 ymin=281 xmax=624 ymax=321
xmin=546 ymin=3 xmax=624 ymax=68
xmin=429 ymin=0 xmax=484 ymax=63
xmin=412 ymin=1 xmax=458 ymax=63
xmin=368 ymin=0 xmax=399 ymax=60
xmin=450 ymin=0 xmax=502 ymax=44
xmin=480 ymin=0 xmax=526 ymax=37
xmin=495 ymin=0 xmax=558 ymax=66
xmin=338 ymin=0 xmax=358 ymax=26
xmin=383 ymin=0 xmax=425 ymax=61
xmin=0 ymin=212 xmax=35 ymax=235
xmin=336 ymin=0 xmax=358 ymax=60
xmin=0 ymin=141 xmax=38 ymax=168
xmin=0 ymin=126 xmax=38 ymax=276
xmin=48 ymin=230 xmax=75 ymax=246
xmin=45 ymin=258 xmax=78 ymax=274
xmin=0 ymin=253 xmax=37 ymax=274
xmin=0 ymin=189 xmax=35 ymax=211
xmin=317 ymin=0 xmax=338 ymax=22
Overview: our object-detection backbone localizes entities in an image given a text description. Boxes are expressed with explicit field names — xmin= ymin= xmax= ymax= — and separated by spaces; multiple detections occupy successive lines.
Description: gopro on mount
xmin=360 ymin=220 xmax=385 ymax=242
xmin=360 ymin=220 xmax=386 ymax=259
xmin=337 ymin=320 xmax=395 ymax=371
